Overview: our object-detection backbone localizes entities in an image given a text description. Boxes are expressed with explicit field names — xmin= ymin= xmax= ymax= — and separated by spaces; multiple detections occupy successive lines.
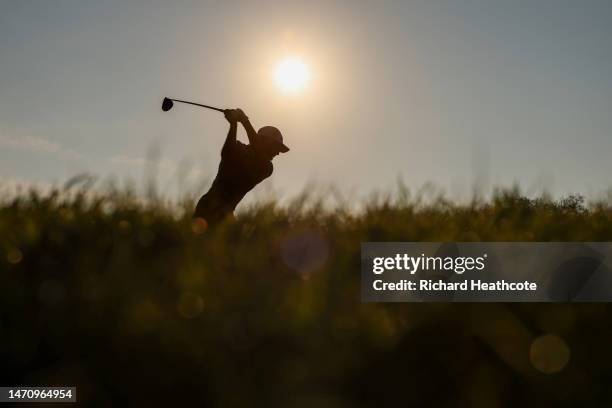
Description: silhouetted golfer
xmin=195 ymin=109 xmax=289 ymax=225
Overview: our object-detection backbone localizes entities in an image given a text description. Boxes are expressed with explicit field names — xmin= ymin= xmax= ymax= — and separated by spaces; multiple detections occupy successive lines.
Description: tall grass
xmin=1 ymin=182 xmax=612 ymax=406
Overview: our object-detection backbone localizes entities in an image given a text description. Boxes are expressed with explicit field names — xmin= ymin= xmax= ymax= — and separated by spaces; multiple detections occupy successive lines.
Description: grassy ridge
xmin=1 ymin=186 xmax=612 ymax=406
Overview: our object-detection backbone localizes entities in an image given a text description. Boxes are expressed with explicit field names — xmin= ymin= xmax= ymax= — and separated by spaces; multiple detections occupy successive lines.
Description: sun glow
xmin=274 ymin=57 xmax=310 ymax=93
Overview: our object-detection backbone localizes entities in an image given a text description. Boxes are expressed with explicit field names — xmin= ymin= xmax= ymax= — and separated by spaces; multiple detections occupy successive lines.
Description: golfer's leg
xmin=194 ymin=193 xmax=229 ymax=226
xmin=194 ymin=194 xmax=214 ymax=220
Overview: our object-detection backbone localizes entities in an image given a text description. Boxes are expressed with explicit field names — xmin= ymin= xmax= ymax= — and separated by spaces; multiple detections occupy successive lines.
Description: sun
xmin=274 ymin=57 xmax=310 ymax=93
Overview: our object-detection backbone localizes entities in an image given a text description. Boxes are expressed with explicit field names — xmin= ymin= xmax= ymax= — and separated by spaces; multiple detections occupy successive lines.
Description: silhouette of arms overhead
xmin=241 ymin=117 xmax=260 ymax=145
xmin=221 ymin=110 xmax=238 ymax=157
xmin=230 ymin=109 xmax=260 ymax=145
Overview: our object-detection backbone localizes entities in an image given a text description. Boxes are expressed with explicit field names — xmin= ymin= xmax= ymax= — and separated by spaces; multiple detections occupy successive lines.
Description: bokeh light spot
xmin=530 ymin=334 xmax=571 ymax=374
xmin=191 ymin=217 xmax=208 ymax=234
xmin=279 ymin=229 xmax=329 ymax=275
xmin=7 ymin=247 xmax=23 ymax=264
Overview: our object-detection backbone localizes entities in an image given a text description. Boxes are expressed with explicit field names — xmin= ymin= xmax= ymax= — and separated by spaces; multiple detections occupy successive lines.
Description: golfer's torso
xmin=209 ymin=142 xmax=272 ymax=209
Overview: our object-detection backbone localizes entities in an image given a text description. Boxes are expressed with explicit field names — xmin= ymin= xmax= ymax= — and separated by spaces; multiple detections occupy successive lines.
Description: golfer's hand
xmin=234 ymin=108 xmax=249 ymax=123
xmin=224 ymin=109 xmax=238 ymax=124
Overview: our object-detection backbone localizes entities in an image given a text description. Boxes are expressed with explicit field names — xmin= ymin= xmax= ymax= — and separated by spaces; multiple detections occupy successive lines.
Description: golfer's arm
xmin=241 ymin=119 xmax=259 ymax=145
xmin=221 ymin=122 xmax=238 ymax=156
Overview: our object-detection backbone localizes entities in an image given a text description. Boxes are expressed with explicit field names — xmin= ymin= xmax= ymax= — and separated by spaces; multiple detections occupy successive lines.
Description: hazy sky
xmin=1 ymin=0 xmax=612 ymax=203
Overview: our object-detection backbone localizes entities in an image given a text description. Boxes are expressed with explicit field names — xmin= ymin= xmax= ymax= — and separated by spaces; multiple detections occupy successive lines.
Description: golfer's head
xmin=258 ymin=126 xmax=289 ymax=158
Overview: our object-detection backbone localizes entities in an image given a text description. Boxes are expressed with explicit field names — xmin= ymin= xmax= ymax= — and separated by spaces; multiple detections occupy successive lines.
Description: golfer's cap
xmin=258 ymin=126 xmax=289 ymax=153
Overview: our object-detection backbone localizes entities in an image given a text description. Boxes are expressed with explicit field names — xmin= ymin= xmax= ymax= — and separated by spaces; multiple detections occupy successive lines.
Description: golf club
xmin=162 ymin=97 xmax=225 ymax=113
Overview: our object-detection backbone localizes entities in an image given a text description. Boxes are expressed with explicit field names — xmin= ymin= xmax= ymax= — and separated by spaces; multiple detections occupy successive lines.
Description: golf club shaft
xmin=169 ymin=98 xmax=225 ymax=113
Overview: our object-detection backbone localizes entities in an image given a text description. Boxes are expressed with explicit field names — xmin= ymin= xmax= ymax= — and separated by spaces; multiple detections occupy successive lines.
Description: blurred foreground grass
xmin=2 ymin=183 xmax=612 ymax=407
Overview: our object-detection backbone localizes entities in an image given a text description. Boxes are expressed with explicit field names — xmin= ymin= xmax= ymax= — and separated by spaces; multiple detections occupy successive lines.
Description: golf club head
xmin=162 ymin=97 xmax=173 ymax=112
